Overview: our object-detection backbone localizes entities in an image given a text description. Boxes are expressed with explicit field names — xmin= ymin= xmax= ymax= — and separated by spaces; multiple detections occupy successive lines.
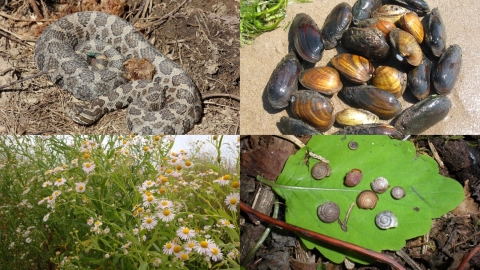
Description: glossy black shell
xmin=393 ymin=95 xmax=452 ymax=134
xmin=341 ymin=27 xmax=390 ymax=62
xmin=425 ymin=8 xmax=447 ymax=57
xmin=341 ymin=85 xmax=402 ymax=119
xmin=291 ymin=13 xmax=324 ymax=63
xmin=278 ymin=116 xmax=322 ymax=135
xmin=322 ymin=2 xmax=352 ymax=50
xmin=408 ymin=56 xmax=432 ymax=100
xmin=432 ymin=44 xmax=462 ymax=95
xmin=352 ymin=0 xmax=382 ymax=25
xmin=266 ymin=52 xmax=302 ymax=109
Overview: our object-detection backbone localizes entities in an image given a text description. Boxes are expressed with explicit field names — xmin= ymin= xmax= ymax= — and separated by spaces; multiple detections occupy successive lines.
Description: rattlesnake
xmin=34 ymin=11 xmax=202 ymax=134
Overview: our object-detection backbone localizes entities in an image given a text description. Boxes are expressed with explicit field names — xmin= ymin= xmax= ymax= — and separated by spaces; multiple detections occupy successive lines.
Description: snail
xmin=311 ymin=162 xmax=332 ymax=180
xmin=348 ymin=140 xmax=359 ymax=150
xmin=356 ymin=190 xmax=378 ymax=209
xmin=391 ymin=186 xmax=406 ymax=199
xmin=371 ymin=177 xmax=389 ymax=193
xmin=344 ymin=168 xmax=362 ymax=187
xmin=317 ymin=202 xmax=340 ymax=223
xmin=375 ymin=211 xmax=398 ymax=229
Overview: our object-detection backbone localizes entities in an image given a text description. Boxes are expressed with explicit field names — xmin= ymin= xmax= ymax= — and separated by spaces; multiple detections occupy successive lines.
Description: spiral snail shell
xmin=311 ymin=162 xmax=332 ymax=180
xmin=317 ymin=202 xmax=340 ymax=223
xmin=371 ymin=177 xmax=389 ymax=193
xmin=375 ymin=211 xmax=398 ymax=229
xmin=345 ymin=168 xmax=363 ymax=187
xmin=391 ymin=186 xmax=406 ymax=199
xmin=356 ymin=190 xmax=378 ymax=209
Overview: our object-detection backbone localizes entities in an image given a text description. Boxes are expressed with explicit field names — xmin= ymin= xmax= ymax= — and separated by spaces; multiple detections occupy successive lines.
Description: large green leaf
xmin=267 ymin=136 xmax=464 ymax=264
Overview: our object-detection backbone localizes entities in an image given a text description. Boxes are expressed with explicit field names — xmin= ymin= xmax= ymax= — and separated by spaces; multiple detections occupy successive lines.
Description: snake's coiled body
xmin=34 ymin=11 xmax=202 ymax=134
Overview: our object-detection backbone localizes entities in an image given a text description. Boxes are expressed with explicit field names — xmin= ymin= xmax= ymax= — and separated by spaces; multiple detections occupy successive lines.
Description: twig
xmin=395 ymin=250 xmax=422 ymax=270
xmin=241 ymin=202 xmax=406 ymax=270
xmin=203 ymin=102 xmax=239 ymax=110
xmin=458 ymin=244 xmax=480 ymax=270
xmin=274 ymin=135 xmax=305 ymax=149
xmin=28 ymin=0 xmax=43 ymax=19
xmin=0 ymin=11 xmax=53 ymax=22
xmin=201 ymin=93 xmax=240 ymax=101
xmin=0 ymin=28 xmax=34 ymax=47
xmin=137 ymin=0 xmax=188 ymax=30
xmin=427 ymin=139 xmax=445 ymax=168
xmin=0 ymin=69 xmax=54 ymax=90
xmin=338 ymin=202 xmax=355 ymax=232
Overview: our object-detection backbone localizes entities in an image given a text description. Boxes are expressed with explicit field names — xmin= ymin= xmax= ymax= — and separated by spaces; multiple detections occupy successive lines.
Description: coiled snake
xmin=34 ymin=11 xmax=202 ymax=134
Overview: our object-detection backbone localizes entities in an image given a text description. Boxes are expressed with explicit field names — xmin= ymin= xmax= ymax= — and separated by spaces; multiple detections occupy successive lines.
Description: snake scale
xmin=34 ymin=11 xmax=202 ymax=134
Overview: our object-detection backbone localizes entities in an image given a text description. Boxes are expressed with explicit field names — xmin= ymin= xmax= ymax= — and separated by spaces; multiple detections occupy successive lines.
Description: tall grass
xmin=0 ymin=135 xmax=239 ymax=269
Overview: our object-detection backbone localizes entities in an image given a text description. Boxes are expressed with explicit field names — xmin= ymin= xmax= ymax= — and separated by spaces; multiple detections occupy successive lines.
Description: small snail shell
xmin=311 ymin=162 xmax=331 ymax=180
xmin=371 ymin=177 xmax=389 ymax=193
xmin=348 ymin=140 xmax=359 ymax=150
xmin=391 ymin=186 xmax=406 ymax=199
xmin=375 ymin=211 xmax=398 ymax=229
xmin=317 ymin=202 xmax=340 ymax=223
xmin=345 ymin=169 xmax=362 ymax=187
xmin=356 ymin=190 xmax=378 ymax=209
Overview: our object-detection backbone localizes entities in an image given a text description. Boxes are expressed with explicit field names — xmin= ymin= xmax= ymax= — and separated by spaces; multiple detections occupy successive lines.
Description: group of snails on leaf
xmin=312 ymin=162 xmax=405 ymax=230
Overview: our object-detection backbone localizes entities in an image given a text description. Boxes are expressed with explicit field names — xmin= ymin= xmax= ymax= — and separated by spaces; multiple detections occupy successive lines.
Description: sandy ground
xmin=240 ymin=0 xmax=480 ymax=135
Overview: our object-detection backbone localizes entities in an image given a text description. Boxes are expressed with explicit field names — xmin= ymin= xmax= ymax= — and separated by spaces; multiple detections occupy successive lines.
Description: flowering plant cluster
xmin=0 ymin=135 xmax=239 ymax=269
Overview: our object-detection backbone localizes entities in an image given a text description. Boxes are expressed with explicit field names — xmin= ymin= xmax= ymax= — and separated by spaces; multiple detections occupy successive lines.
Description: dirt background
xmin=0 ymin=0 xmax=239 ymax=134
xmin=240 ymin=135 xmax=480 ymax=270
xmin=240 ymin=0 xmax=480 ymax=135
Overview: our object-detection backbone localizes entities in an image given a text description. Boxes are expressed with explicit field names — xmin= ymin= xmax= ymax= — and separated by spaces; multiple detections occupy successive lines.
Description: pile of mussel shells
xmin=265 ymin=0 xmax=462 ymax=136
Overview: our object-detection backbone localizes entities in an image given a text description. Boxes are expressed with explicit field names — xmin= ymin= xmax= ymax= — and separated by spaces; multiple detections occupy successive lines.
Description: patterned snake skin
xmin=34 ymin=11 xmax=202 ymax=134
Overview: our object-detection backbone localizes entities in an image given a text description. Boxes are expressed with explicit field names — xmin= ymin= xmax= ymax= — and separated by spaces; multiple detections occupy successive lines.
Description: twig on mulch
xmin=458 ymin=244 xmax=480 ymax=270
xmin=241 ymin=201 xmax=407 ymax=270
xmin=137 ymin=0 xmax=188 ymax=30
xmin=0 ymin=28 xmax=34 ymax=47
xmin=28 ymin=0 xmax=43 ymax=19
xmin=427 ymin=139 xmax=445 ymax=169
xmin=0 ymin=69 xmax=54 ymax=90
xmin=201 ymin=93 xmax=240 ymax=101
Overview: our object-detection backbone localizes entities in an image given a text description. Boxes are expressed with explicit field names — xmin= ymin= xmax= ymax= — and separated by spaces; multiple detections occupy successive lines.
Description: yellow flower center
xmin=183 ymin=228 xmax=190 ymax=234
xmin=57 ymin=178 xmax=63 ymax=183
xmin=223 ymin=174 xmax=231 ymax=180
xmin=163 ymin=209 xmax=170 ymax=216
xmin=162 ymin=201 xmax=168 ymax=206
xmin=147 ymin=196 xmax=154 ymax=202
xmin=185 ymin=161 xmax=192 ymax=166
xmin=165 ymin=243 xmax=172 ymax=249
xmin=143 ymin=146 xmax=149 ymax=151
xmin=138 ymin=207 xmax=143 ymax=213
xmin=211 ymin=247 xmax=219 ymax=255
xmin=230 ymin=198 xmax=237 ymax=205
xmin=146 ymin=218 xmax=152 ymax=224
xmin=176 ymin=165 xmax=182 ymax=171
xmin=161 ymin=177 xmax=168 ymax=183
xmin=78 ymin=185 xmax=84 ymax=191
xmin=159 ymin=187 xmax=166 ymax=194
xmin=188 ymin=242 xmax=195 ymax=248
xmin=200 ymin=241 xmax=208 ymax=248
xmin=83 ymin=153 xmax=89 ymax=159
xmin=232 ymin=181 xmax=240 ymax=188
xmin=166 ymin=169 xmax=173 ymax=174
xmin=85 ymin=163 xmax=91 ymax=168
xmin=153 ymin=135 xmax=160 ymax=141
xmin=94 ymin=221 xmax=101 ymax=226
xmin=171 ymin=152 xmax=178 ymax=157
xmin=225 ymin=221 xmax=231 ymax=225
xmin=181 ymin=253 xmax=189 ymax=260
xmin=173 ymin=245 xmax=181 ymax=253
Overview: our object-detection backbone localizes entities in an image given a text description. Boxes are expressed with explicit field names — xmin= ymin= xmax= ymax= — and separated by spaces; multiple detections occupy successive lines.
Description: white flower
xmin=82 ymin=162 xmax=95 ymax=173
xmin=105 ymin=253 xmax=110 ymax=259
xmin=117 ymin=232 xmax=125 ymax=238
xmin=87 ymin=217 xmax=94 ymax=226
xmin=176 ymin=226 xmax=195 ymax=240
xmin=43 ymin=213 xmax=50 ymax=222
xmin=163 ymin=242 xmax=174 ymax=255
xmin=157 ymin=208 xmax=175 ymax=222
xmin=52 ymin=190 xmax=61 ymax=198
xmin=133 ymin=228 xmax=139 ymax=235
xmin=184 ymin=240 xmax=197 ymax=251
xmin=142 ymin=180 xmax=156 ymax=189
xmin=25 ymin=237 xmax=31 ymax=244
xmin=104 ymin=227 xmax=110 ymax=234
xmin=142 ymin=194 xmax=157 ymax=208
xmin=75 ymin=182 xmax=86 ymax=193
xmin=157 ymin=199 xmax=173 ymax=209
xmin=224 ymin=192 xmax=239 ymax=212
xmin=209 ymin=244 xmax=223 ymax=262
xmin=152 ymin=257 xmax=162 ymax=267
xmin=195 ymin=239 xmax=214 ymax=255
xmin=142 ymin=216 xmax=158 ymax=230
xmin=54 ymin=178 xmax=66 ymax=186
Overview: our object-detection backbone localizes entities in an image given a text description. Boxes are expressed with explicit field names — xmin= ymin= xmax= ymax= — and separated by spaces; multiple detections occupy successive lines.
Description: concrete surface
xmin=240 ymin=0 xmax=480 ymax=134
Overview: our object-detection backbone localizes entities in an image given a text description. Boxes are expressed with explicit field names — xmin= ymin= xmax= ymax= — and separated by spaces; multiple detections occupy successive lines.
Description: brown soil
xmin=0 ymin=0 xmax=239 ymax=134
xmin=240 ymin=135 xmax=480 ymax=270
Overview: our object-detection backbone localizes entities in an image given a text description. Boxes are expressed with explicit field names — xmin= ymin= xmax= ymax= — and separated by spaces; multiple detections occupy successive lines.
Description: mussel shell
xmin=299 ymin=66 xmax=343 ymax=95
xmin=278 ymin=116 xmax=322 ymax=135
xmin=408 ymin=55 xmax=432 ymax=100
xmin=266 ymin=52 xmax=302 ymax=109
xmin=389 ymin=28 xmax=423 ymax=66
xmin=331 ymin=53 xmax=374 ymax=84
xmin=432 ymin=44 xmax=462 ymax=95
xmin=341 ymin=85 xmax=402 ymax=119
xmin=341 ymin=27 xmax=390 ymax=62
xmin=291 ymin=13 xmax=324 ymax=63
xmin=425 ymin=8 xmax=447 ymax=57
xmin=391 ymin=0 xmax=429 ymax=16
xmin=322 ymin=2 xmax=353 ymax=50
xmin=393 ymin=95 xmax=452 ymax=134
xmin=372 ymin=66 xmax=407 ymax=98
xmin=352 ymin=0 xmax=382 ymax=25
xmin=357 ymin=18 xmax=396 ymax=37
xmin=335 ymin=108 xmax=379 ymax=126
xmin=399 ymin=12 xmax=424 ymax=44
xmin=290 ymin=90 xmax=335 ymax=132
xmin=372 ymin=5 xmax=408 ymax=24
xmin=334 ymin=123 xmax=404 ymax=137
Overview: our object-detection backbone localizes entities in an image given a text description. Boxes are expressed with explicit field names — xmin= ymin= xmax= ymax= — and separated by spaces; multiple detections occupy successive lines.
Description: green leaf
xmin=268 ymin=135 xmax=464 ymax=264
